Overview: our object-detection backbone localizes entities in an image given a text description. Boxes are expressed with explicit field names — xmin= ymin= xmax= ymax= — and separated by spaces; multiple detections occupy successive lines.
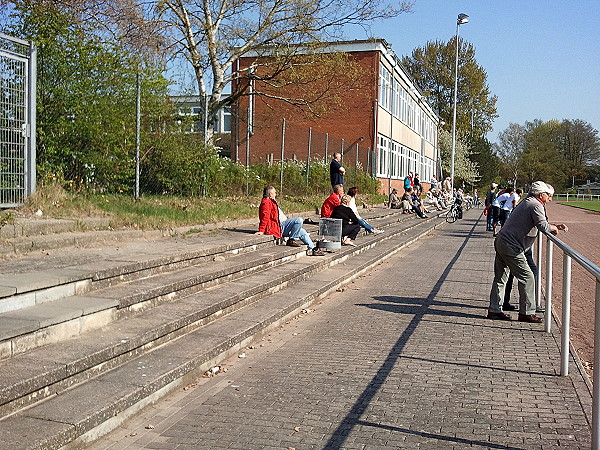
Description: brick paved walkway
xmin=91 ymin=212 xmax=592 ymax=449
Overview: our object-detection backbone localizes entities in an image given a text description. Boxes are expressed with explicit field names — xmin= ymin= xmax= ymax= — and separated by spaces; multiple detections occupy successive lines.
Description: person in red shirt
xmin=320 ymin=184 xmax=344 ymax=218
xmin=256 ymin=186 xmax=324 ymax=256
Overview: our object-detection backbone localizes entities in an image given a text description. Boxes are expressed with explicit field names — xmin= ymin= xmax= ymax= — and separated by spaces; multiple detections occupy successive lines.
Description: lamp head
xmin=457 ymin=13 xmax=469 ymax=25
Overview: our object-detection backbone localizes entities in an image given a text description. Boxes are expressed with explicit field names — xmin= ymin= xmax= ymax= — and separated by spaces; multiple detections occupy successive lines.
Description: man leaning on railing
xmin=487 ymin=181 xmax=568 ymax=323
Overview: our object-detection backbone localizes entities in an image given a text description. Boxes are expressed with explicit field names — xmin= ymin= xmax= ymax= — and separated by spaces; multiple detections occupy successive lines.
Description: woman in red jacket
xmin=256 ymin=186 xmax=324 ymax=256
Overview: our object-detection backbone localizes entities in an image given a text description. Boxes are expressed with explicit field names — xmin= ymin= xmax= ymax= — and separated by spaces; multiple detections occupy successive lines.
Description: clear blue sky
xmin=355 ymin=1 xmax=600 ymax=143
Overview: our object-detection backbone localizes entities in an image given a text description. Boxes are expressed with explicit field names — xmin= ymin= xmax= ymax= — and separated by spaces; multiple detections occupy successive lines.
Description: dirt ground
xmin=542 ymin=202 xmax=600 ymax=376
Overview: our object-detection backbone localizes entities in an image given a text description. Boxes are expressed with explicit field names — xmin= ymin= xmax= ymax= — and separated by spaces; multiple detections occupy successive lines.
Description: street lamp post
xmin=450 ymin=13 xmax=469 ymax=193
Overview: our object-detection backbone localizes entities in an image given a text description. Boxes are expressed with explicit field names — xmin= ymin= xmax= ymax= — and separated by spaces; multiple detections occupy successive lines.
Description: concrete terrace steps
xmin=0 ymin=215 xmax=268 ymax=260
xmin=0 ymin=243 xmax=308 ymax=361
xmin=0 ymin=207 xmax=437 ymax=360
xmin=0 ymin=209 xmax=449 ymax=449
xmin=0 ymin=207 xmax=421 ymax=361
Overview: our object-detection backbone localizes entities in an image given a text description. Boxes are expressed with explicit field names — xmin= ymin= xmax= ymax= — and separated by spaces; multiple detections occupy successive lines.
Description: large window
xmin=379 ymin=65 xmax=392 ymax=111
xmin=377 ymin=135 xmax=389 ymax=177
xmin=378 ymin=134 xmax=435 ymax=181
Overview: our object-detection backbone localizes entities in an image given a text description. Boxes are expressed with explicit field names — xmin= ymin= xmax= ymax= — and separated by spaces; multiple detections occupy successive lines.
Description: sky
xmin=353 ymin=1 xmax=600 ymax=143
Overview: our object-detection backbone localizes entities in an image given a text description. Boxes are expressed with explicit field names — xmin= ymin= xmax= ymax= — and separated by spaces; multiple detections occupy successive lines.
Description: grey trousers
xmin=489 ymin=238 xmax=536 ymax=315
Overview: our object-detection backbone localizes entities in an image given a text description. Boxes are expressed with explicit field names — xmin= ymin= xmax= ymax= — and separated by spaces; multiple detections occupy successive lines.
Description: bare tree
xmin=43 ymin=0 xmax=412 ymax=138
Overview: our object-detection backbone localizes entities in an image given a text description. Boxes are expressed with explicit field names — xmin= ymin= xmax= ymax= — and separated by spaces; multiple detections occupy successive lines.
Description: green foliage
xmin=467 ymin=136 xmax=499 ymax=189
xmin=438 ymin=128 xmax=479 ymax=186
xmin=494 ymin=119 xmax=600 ymax=191
xmin=402 ymin=37 xmax=498 ymax=138
xmin=3 ymin=2 xmax=171 ymax=193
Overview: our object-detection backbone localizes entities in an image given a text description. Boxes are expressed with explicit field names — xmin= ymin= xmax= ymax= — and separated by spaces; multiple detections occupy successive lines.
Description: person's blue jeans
xmin=281 ymin=217 xmax=315 ymax=249
xmin=357 ymin=217 xmax=374 ymax=232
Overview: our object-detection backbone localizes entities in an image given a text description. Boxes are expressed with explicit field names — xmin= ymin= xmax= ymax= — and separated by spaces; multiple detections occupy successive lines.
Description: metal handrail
xmin=536 ymin=230 xmax=600 ymax=449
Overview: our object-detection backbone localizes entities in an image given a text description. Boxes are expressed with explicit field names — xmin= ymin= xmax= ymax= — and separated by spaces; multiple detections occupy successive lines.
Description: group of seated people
xmin=389 ymin=186 xmax=453 ymax=218
xmin=320 ymin=184 xmax=384 ymax=246
xmin=256 ymin=184 xmax=383 ymax=254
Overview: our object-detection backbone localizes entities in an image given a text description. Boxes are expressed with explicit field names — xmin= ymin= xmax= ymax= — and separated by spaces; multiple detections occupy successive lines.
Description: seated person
xmin=256 ymin=185 xmax=324 ymax=256
xmin=388 ymin=188 xmax=401 ymax=209
xmin=401 ymin=190 xmax=413 ymax=213
xmin=330 ymin=194 xmax=361 ymax=246
xmin=321 ymin=184 xmax=344 ymax=217
xmin=405 ymin=187 xmax=427 ymax=218
xmin=347 ymin=186 xmax=383 ymax=234
xmin=425 ymin=189 xmax=444 ymax=210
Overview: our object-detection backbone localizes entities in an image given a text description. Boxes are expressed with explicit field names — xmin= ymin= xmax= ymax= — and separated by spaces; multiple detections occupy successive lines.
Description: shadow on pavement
xmin=324 ymin=215 xmax=488 ymax=449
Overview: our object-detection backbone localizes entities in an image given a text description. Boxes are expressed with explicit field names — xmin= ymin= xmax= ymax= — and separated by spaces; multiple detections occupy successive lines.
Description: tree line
xmin=1 ymin=0 xmax=598 ymax=196
xmin=402 ymin=39 xmax=599 ymax=192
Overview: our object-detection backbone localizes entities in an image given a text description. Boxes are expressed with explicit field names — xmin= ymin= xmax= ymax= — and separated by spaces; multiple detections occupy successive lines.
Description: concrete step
xmin=0 ymin=208 xmax=441 ymax=359
xmin=0 ymin=208 xmax=449 ymax=449
xmin=0 ymin=230 xmax=278 ymax=314
xmin=0 ymin=210 xmax=432 ymax=411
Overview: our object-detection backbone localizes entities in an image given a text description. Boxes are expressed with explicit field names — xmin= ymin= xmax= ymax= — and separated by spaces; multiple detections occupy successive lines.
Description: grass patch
xmin=558 ymin=201 xmax=600 ymax=212
xmin=15 ymin=183 xmax=388 ymax=230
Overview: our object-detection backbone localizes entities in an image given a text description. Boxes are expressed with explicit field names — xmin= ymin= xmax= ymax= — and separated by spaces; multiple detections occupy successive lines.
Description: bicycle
xmin=446 ymin=198 xmax=463 ymax=223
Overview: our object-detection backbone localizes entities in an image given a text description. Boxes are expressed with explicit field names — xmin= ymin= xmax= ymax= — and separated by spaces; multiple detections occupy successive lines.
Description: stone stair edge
xmin=0 ymin=214 xmax=444 ymax=450
xmin=0 ymin=212 xmax=442 ymax=419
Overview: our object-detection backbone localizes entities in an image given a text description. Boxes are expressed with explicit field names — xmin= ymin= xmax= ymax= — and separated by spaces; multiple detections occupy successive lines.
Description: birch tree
xmin=30 ymin=0 xmax=413 ymax=138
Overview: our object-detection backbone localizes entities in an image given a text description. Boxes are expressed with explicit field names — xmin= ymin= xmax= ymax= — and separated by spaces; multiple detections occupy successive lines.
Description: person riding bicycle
xmin=453 ymin=190 xmax=464 ymax=219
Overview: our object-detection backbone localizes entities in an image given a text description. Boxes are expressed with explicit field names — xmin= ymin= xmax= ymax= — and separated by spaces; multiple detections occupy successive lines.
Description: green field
xmin=558 ymin=201 xmax=600 ymax=212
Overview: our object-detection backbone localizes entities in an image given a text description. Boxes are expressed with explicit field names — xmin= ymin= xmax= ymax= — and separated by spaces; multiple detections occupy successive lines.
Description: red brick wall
xmin=232 ymin=51 xmax=379 ymax=170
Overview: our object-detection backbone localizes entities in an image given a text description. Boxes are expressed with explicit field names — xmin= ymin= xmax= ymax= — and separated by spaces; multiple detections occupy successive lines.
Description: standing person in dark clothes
xmin=329 ymin=152 xmax=345 ymax=188
xmin=485 ymin=183 xmax=498 ymax=231
xmin=330 ymin=195 xmax=361 ymax=246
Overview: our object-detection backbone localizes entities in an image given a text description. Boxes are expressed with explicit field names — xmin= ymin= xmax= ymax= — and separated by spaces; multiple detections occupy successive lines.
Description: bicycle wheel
xmin=446 ymin=206 xmax=457 ymax=223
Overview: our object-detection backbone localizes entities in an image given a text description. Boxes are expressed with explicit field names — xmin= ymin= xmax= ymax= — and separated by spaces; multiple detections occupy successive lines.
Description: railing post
xmin=560 ymin=254 xmax=572 ymax=376
xmin=593 ymin=279 xmax=600 ymax=449
xmin=536 ymin=234 xmax=543 ymax=311
xmin=544 ymin=238 xmax=553 ymax=333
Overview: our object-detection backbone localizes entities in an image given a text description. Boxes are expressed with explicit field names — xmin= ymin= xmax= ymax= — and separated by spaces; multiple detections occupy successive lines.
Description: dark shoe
xmin=487 ymin=311 xmax=512 ymax=321
xmin=286 ymin=239 xmax=301 ymax=247
xmin=503 ymin=304 xmax=517 ymax=311
xmin=518 ymin=314 xmax=542 ymax=323
xmin=309 ymin=248 xmax=325 ymax=256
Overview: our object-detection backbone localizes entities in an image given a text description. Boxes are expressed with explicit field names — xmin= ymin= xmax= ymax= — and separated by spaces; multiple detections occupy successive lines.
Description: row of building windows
xmin=376 ymin=134 xmax=435 ymax=182
xmin=174 ymin=105 xmax=232 ymax=134
xmin=379 ymin=64 xmax=437 ymax=146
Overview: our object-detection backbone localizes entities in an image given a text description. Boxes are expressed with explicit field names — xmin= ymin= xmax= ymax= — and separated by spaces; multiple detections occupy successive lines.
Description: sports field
xmin=557 ymin=200 xmax=600 ymax=212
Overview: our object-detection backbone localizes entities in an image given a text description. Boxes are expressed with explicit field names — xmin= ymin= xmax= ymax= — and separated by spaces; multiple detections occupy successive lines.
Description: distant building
xmin=577 ymin=182 xmax=600 ymax=195
xmin=231 ymin=39 xmax=441 ymax=194
xmin=169 ymin=95 xmax=232 ymax=155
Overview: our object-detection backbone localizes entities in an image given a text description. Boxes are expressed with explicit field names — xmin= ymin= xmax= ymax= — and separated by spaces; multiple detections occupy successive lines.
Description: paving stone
xmin=88 ymin=211 xmax=593 ymax=450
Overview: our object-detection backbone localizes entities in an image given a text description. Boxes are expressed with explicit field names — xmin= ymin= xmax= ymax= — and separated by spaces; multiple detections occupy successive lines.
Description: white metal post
xmin=593 ymin=279 xmax=600 ymax=449
xmin=280 ymin=118 xmax=285 ymax=194
xmin=544 ymin=239 xmax=554 ymax=333
xmin=560 ymin=254 xmax=572 ymax=376
xmin=135 ymin=72 xmax=141 ymax=200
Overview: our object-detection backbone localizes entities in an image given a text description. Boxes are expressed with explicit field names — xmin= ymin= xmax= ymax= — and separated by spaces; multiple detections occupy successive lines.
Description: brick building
xmin=231 ymin=39 xmax=440 ymax=194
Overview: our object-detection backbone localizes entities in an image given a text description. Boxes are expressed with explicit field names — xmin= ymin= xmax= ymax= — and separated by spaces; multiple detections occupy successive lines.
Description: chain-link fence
xmin=133 ymin=116 xmax=379 ymax=198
